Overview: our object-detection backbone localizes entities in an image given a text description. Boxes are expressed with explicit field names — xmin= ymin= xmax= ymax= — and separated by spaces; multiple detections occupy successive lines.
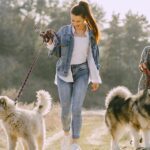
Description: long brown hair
xmin=71 ymin=1 xmax=100 ymax=43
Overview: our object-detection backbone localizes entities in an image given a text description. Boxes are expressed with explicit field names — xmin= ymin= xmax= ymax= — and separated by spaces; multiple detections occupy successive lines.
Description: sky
xmin=88 ymin=0 xmax=150 ymax=21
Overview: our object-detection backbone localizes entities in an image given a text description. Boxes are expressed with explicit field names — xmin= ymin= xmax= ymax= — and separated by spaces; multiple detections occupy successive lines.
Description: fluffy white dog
xmin=0 ymin=90 xmax=52 ymax=150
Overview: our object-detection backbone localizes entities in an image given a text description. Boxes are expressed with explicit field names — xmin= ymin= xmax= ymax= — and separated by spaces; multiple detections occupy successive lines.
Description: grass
xmin=0 ymin=104 xmax=135 ymax=150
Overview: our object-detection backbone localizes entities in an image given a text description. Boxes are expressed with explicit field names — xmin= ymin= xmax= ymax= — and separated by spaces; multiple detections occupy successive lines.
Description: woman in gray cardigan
xmin=138 ymin=46 xmax=150 ymax=91
xmin=46 ymin=1 xmax=102 ymax=150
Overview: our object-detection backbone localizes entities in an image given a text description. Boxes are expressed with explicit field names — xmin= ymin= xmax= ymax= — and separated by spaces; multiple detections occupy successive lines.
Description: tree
xmin=122 ymin=11 xmax=150 ymax=91
xmin=102 ymin=14 xmax=125 ymax=87
xmin=101 ymin=12 xmax=150 ymax=93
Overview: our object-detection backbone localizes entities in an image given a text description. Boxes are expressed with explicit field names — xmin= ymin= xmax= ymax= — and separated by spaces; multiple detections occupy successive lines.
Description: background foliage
xmin=0 ymin=0 xmax=150 ymax=108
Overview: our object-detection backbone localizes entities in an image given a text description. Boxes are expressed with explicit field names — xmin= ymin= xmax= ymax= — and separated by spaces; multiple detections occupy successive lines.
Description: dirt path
xmin=84 ymin=110 xmax=107 ymax=145
xmin=45 ymin=110 xmax=106 ymax=148
xmin=45 ymin=131 xmax=64 ymax=147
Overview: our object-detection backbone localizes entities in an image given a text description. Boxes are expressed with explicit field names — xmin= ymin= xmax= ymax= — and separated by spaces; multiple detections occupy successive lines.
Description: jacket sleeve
xmin=87 ymin=45 xmax=102 ymax=84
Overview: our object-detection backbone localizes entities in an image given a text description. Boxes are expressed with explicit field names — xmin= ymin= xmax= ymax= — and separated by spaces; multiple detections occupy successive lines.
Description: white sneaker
xmin=70 ymin=143 xmax=81 ymax=150
xmin=61 ymin=135 xmax=71 ymax=150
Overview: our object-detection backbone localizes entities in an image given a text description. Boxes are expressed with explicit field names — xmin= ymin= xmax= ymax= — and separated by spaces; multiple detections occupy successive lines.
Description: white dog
xmin=0 ymin=90 xmax=52 ymax=150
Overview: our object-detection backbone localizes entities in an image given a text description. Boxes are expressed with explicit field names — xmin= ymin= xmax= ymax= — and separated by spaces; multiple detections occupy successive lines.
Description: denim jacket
xmin=49 ymin=24 xmax=100 ymax=77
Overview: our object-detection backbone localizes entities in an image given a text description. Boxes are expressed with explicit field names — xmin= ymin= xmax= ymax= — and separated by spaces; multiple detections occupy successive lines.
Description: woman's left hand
xmin=91 ymin=83 xmax=100 ymax=91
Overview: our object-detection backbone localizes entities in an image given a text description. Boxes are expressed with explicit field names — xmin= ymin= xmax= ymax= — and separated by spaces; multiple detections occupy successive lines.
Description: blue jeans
xmin=57 ymin=63 xmax=89 ymax=138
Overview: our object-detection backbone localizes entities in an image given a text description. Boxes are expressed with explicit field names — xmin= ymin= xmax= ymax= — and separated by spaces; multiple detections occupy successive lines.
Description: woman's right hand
xmin=139 ymin=63 xmax=147 ymax=72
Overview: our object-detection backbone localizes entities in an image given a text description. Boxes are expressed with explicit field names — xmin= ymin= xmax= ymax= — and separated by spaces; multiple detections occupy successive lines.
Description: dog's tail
xmin=35 ymin=90 xmax=52 ymax=115
xmin=105 ymin=86 xmax=132 ymax=108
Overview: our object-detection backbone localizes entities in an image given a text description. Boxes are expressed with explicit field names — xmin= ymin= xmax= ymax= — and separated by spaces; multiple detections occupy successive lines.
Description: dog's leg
xmin=22 ymin=139 xmax=28 ymax=150
xmin=37 ymin=134 xmax=44 ymax=150
xmin=25 ymin=135 xmax=37 ymax=150
xmin=130 ymin=126 xmax=140 ymax=149
xmin=8 ymin=135 xmax=17 ymax=150
xmin=110 ymin=129 xmax=121 ymax=150
xmin=142 ymin=129 xmax=150 ymax=148
xmin=111 ymin=140 xmax=120 ymax=150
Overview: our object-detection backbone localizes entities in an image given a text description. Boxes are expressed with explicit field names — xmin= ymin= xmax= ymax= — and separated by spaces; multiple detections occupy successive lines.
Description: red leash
xmin=14 ymin=49 xmax=41 ymax=105
xmin=15 ymin=26 xmax=55 ymax=105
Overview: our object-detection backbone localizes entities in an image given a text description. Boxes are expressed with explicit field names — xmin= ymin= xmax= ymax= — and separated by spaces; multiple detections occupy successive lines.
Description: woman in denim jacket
xmin=47 ymin=1 xmax=102 ymax=150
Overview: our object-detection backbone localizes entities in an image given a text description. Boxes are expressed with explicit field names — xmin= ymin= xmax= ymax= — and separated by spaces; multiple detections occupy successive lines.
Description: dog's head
xmin=0 ymin=96 xmax=15 ymax=118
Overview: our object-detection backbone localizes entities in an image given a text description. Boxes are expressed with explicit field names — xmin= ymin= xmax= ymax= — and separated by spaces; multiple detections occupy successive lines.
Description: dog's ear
xmin=0 ymin=98 xmax=7 ymax=109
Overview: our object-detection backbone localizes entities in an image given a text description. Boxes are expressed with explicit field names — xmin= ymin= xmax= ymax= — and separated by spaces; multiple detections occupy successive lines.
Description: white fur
xmin=0 ymin=90 xmax=52 ymax=150
xmin=34 ymin=90 xmax=52 ymax=115
xmin=105 ymin=87 xmax=150 ymax=149
xmin=105 ymin=86 xmax=132 ymax=108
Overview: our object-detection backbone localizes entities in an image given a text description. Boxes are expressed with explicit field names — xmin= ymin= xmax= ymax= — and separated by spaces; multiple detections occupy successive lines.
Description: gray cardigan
xmin=138 ymin=46 xmax=150 ymax=91
xmin=140 ymin=46 xmax=150 ymax=64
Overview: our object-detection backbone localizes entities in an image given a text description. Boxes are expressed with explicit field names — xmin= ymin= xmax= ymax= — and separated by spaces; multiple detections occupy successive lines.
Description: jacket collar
xmin=66 ymin=24 xmax=73 ymax=35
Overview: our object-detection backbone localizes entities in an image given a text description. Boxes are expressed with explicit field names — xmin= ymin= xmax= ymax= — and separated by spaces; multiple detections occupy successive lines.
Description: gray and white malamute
xmin=105 ymin=86 xmax=150 ymax=150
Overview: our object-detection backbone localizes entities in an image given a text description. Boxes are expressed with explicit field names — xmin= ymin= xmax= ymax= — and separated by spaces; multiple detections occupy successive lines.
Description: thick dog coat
xmin=0 ymin=90 xmax=51 ymax=150
xmin=105 ymin=86 xmax=150 ymax=150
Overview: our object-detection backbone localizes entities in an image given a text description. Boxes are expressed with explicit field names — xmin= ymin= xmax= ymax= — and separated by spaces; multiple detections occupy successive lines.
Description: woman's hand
xmin=91 ymin=83 xmax=100 ymax=91
xmin=139 ymin=63 xmax=147 ymax=72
